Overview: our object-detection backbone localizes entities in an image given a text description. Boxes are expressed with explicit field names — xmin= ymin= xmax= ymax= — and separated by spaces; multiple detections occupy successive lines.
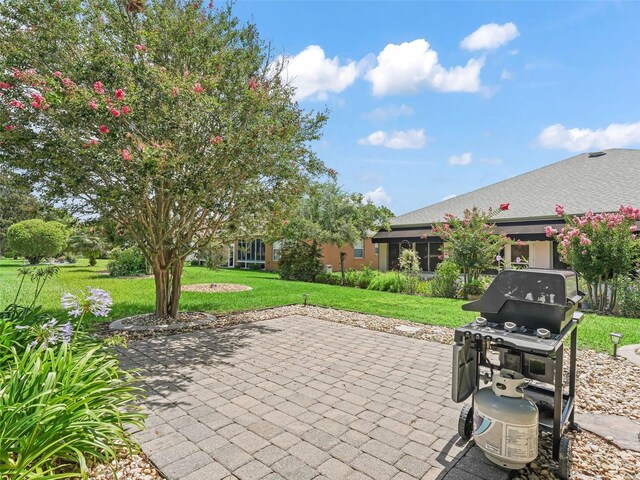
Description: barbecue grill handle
xmin=567 ymin=294 xmax=582 ymax=306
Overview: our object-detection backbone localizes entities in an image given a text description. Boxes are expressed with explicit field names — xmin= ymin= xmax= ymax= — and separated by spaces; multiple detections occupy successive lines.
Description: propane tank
xmin=473 ymin=369 xmax=539 ymax=470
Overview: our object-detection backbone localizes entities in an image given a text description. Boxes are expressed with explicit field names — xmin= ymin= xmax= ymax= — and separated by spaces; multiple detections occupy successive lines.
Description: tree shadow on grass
xmin=118 ymin=322 xmax=283 ymax=411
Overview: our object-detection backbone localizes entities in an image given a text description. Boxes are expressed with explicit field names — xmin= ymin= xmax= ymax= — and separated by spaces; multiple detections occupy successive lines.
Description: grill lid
xmin=462 ymin=269 xmax=582 ymax=333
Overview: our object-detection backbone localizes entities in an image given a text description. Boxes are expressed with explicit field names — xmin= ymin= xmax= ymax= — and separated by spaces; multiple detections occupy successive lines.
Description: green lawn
xmin=0 ymin=259 xmax=636 ymax=353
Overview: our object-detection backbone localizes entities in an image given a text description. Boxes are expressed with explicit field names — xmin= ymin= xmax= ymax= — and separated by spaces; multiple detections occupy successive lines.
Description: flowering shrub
xmin=429 ymin=205 xmax=511 ymax=293
xmin=0 ymin=267 xmax=143 ymax=479
xmin=546 ymin=204 xmax=640 ymax=313
xmin=0 ymin=1 xmax=328 ymax=318
xmin=106 ymin=247 xmax=149 ymax=277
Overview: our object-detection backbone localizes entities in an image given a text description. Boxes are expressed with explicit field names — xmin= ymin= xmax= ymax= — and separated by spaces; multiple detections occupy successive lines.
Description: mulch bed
xmin=182 ymin=283 xmax=252 ymax=293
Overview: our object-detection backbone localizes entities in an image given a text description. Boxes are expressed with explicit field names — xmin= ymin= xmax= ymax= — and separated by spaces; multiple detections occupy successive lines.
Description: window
xmin=374 ymin=243 xmax=379 ymax=256
xmin=272 ymin=241 xmax=282 ymax=261
xmin=510 ymin=243 xmax=529 ymax=267
xmin=353 ymin=239 xmax=364 ymax=259
xmin=236 ymin=239 xmax=265 ymax=269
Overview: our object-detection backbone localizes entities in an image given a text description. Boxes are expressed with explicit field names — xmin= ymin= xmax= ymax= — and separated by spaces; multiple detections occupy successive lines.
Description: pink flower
xmin=10 ymin=100 xmax=24 ymax=109
xmin=283 ymin=219 xmax=289 ymax=226
xmin=99 ymin=125 xmax=109 ymax=134
xmin=193 ymin=83 xmax=204 ymax=94
xmin=249 ymin=78 xmax=258 ymax=90
xmin=171 ymin=86 xmax=179 ymax=97
xmin=121 ymin=105 xmax=131 ymax=114
xmin=555 ymin=204 xmax=565 ymax=217
xmin=499 ymin=203 xmax=509 ymax=211
xmin=0 ymin=82 xmax=12 ymax=89
xmin=121 ymin=149 xmax=132 ymax=161
xmin=53 ymin=71 xmax=62 ymax=78
xmin=93 ymin=81 xmax=105 ymax=94
xmin=12 ymin=68 xmax=21 ymax=78
xmin=134 ymin=44 xmax=146 ymax=51
xmin=89 ymin=100 xmax=98 ymax=110
xmin=630 ymin=225 xmax=638 ymax=232
xmin=579 ymin=236 xmax=592 ymax=246
xmin=110 ymin=108 xmax=120 ymax=118
xmin=326 ymin=168 xmax=337 ymax=178
xmin=90 ymin=138 xmax=99 ymax=145
xmin=5 ymin=125 xmax=16 ymax=131
xmin=115 ymin=89 xmax=125 ymax=100
xmin=30 ymin=92 xmax=46 ymax=109
xmin=544 ymin=226 xmax=558 ymax=238
xmin=62 ymin=78 xmax=75 ymax=88
xmin=210 ymin=135 xmax=223 ymax=144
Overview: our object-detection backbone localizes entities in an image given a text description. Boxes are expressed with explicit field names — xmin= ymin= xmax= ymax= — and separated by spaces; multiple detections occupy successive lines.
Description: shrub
xmin=415 ymin=280 xmax=431 ymax=296
xmin=618 ymin=277 xmax=640 ymax=318
xmin=107 ymin=247 xmax=149 ymax=277
xmin=432 ymin=205 xmax=510 ymax=290
xmin=344 ymin=265 xmax=378 ymax=289
xmin=278 ymin=241 xmax=323 ymax=282
xmin=547 ymin=204 xmax=640 ymax=313
xmin=430 ymin=260 xmax=461 ymax=298
xmin=67 ymin=230 xmax=107 ymax=266
xmin=6 ymin=219 xmax=68 ymax=264
xmin=462 ymin=279 xmax=484 ymax=298
xmin=399 ymin=248 xmax=421 ymax=294
xmin=0 ymin=343 xmax=143 ymax=480
xmin=368 ymin=272 xmax=408 ymax=293
xmin=0 ymin=268 xmax=143 ymax=479
xmin=315 ymin=273 xmax=341 ymax=285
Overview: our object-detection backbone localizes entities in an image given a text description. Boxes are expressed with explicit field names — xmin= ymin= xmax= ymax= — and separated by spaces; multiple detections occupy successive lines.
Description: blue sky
xmin=234 ymin=1 xmax=640 ymax=216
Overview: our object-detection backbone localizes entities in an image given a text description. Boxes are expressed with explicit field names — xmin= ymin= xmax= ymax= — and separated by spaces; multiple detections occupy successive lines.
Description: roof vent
xmin=588 ymin=151 xmax=606 ymax=158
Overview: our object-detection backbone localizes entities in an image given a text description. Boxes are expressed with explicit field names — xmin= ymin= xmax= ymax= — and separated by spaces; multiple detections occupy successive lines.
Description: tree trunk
xmin=152 ymin=256 xmax=185 ymax=318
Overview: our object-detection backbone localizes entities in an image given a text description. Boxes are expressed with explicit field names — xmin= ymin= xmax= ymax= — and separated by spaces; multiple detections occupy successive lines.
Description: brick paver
xmin=120 ymin=315 xmax=508 ymax=480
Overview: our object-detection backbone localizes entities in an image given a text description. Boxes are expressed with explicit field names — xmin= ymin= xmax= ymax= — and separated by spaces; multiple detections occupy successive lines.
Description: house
xmin=223 ymin=237 xmax=379 ymax=272
xmin=373 ymin=149 xmax=640 ymax=272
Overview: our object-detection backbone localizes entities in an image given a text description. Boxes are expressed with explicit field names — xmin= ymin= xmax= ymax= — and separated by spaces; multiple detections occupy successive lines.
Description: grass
xmin=0 ymin=258 xmax=637 ymax=353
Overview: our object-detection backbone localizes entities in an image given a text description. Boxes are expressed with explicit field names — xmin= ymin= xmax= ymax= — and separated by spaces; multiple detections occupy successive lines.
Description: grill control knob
xmin=504 ymin=322 xmax=517 ymax=332
xmin=475 ymin=317 xmax=487 ymax=327
xmin=536 ymin=328 xmax=551 ymax=339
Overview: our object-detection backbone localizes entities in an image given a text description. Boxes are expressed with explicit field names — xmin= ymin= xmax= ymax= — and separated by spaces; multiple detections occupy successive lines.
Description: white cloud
xmin=448 ymin=152 xmax=473 ymax=165
xmin=461 ymin=22 xmax=520 ymax=51
xmin=277 ymin=45 xmax=359 ymax=101
xmin=365 ymin=39 xmax=484 ymax=96
xmin=365 ymin=187 xmax=391 ymax=205
xmin=536 ymin=122 xmax=640 ymax=151
xmin=442 ymin=194 xmax=457 ymax=201
xmin=362 ymin=104 xmax=414 ymax=121
xmin=501 ymin=69 xmax=513 ymax=80
xmin=358 ymin=129 xmax=427 ymax=149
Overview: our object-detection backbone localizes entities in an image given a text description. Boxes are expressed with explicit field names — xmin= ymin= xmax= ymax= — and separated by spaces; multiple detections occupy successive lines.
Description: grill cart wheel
xmin=458 ymin=404 xmax=473 ymax=441
xmin=558 ymin=436 xmax=572 ymax=479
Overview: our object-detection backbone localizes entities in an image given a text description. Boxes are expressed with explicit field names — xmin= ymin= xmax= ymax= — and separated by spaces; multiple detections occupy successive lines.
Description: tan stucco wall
xmin=265 ymin=239 xmax=379 ymax=272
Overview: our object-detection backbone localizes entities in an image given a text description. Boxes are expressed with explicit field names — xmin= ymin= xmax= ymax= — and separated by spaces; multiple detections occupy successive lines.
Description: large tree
xmin=278 ymin=180 xmax=393 ymax=281
xmin=0 ymin=0 xmax=326 ymax=317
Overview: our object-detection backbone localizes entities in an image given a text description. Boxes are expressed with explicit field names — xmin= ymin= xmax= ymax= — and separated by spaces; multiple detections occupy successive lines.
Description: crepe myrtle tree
xmin=546 ymin=204 xmax=640 ymax=313
xmin=276 ymin=179 xmax=393 ymax=283
xmin=0 ymin=0 xmax=327 ymax=317
xmin=428 ymin=204 xmax=511 ymax=289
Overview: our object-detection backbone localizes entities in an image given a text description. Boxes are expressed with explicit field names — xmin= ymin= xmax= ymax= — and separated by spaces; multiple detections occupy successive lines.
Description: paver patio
xmin=120 ymin=315 xmax=508 ymax=480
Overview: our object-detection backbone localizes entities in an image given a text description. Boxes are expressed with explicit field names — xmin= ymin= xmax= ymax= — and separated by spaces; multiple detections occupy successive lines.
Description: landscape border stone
xmin=618 ymin=344 xmax=640 ymax=367
xmin=109 ymin=312 xmax=218 ymax=332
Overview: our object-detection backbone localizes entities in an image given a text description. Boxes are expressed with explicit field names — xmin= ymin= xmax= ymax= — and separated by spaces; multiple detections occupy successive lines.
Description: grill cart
xmin=451 ymin=269 xmax=583 ymax=480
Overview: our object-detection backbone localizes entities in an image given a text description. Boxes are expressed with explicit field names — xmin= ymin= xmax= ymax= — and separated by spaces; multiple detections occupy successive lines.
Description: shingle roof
xmin=391 ymin=148 xmax=640 ymax=227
